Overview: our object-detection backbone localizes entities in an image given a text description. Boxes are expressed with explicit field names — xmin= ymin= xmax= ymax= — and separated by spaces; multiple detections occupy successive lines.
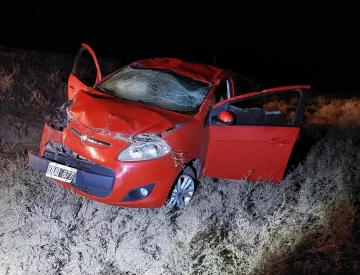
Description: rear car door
xmin=203 ymin=85 xmax=311 ymax=183
xmin=67 ymin=43 xmax=102 ymax=99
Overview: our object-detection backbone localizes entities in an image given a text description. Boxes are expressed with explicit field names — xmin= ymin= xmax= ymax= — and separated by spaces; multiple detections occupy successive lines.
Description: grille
xmin=44 ymin=150 xmax=115 ymax=177
xmin=71 ymin=127 xmax=111 ymax=147
xmin=68 ymin=182 xmax=111 ymax=197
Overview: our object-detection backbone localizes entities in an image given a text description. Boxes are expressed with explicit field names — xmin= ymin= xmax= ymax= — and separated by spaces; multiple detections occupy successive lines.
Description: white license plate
xmin=46 ymin=162 xmax=77 ymax=183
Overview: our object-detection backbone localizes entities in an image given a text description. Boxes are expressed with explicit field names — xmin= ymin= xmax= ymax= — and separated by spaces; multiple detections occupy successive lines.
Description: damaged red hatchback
xmin=28 ymin=43 xmax=311 ymax=209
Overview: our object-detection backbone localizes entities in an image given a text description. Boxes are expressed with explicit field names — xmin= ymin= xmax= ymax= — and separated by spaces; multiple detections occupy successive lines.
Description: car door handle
xmin=69 ymin=86 xmax=75 ymax=90
xmin=268 ymin=140 xmax=289 ymax=145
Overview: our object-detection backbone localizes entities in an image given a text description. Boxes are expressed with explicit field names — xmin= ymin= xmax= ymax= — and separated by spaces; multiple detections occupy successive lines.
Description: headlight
xmin=118 ymin=138 xmax=171 ymax=161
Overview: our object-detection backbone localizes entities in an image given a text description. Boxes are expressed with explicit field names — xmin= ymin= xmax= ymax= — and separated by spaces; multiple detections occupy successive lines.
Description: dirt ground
xmin=1 ymin=48 xmax=360 ymax=275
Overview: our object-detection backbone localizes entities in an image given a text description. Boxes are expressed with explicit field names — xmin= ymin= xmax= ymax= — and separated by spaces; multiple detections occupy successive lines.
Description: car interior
xmin=209 ymin=79 xmax=230 ymax=109
xmin=227 ymin=105 xmax=289 ymax=126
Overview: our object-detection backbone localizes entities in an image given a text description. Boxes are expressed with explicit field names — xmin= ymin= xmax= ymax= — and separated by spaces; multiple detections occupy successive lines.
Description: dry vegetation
xmin=0 ymin=48 xmax=360 ymax=275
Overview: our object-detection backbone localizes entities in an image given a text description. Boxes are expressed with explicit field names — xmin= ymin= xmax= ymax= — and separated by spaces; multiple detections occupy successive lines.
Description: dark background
xmin=1 ymin=38 xmax=358 ymax=96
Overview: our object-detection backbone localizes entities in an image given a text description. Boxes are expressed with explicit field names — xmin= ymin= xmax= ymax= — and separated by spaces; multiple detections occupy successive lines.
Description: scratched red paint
xmin=69 ymin=90 xmax=192 ymax=136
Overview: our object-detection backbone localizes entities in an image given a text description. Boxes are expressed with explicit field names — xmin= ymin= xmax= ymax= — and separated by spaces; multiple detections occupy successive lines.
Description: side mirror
xmin=211 ymin=111 xmax=234 ymax=126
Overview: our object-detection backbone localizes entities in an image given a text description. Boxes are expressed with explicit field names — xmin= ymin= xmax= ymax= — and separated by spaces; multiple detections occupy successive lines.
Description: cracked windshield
xmin=99 ymin=66 xmax=212 ymax=113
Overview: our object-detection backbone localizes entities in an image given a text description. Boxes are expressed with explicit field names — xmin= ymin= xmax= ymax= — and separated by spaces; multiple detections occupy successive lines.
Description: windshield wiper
xmin=136 ymin=100 xmax=193 ymax=114
xmin=136 ymin=99 xmax=159 ymax=108
xmin=94 ymin=85 xmax=117 ymax=97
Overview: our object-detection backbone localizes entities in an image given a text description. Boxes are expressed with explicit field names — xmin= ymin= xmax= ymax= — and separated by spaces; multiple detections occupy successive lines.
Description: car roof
xmin=132 ymin=58 xmax=227 ymax=84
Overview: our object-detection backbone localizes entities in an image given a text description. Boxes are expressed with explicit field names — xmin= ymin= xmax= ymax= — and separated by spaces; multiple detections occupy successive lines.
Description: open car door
xmin=67 ymin=43 xmax=102 ymax=99
xmin=203 ymin=85 xmax=311 ymax=183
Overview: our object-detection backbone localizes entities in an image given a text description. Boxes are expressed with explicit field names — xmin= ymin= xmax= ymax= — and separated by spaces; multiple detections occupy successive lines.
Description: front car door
xmin=67 ymin=43 xmax=102 ymax=99
xmin=203 ymin=85 xmax=311 ymax=183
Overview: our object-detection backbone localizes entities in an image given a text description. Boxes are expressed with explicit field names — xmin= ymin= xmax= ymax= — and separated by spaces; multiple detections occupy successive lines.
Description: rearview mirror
xmin=210 ymin=111 xmax=234 ymax=126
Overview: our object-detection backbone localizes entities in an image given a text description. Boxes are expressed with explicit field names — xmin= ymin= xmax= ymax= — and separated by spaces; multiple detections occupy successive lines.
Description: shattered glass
xmin=228 ymin=106 xmax=289 ymax=125
xmin=228 ymin=90 xmax=300 ymax=126
xmin=99 ymin=67 xmax=211 ymax=113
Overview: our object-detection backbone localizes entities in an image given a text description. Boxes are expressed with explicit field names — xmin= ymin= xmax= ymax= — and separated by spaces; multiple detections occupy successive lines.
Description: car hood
xmin=68 ymin=89 xmax=192 ymax=136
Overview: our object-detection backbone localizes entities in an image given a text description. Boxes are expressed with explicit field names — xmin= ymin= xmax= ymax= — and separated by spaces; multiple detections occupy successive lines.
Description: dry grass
xmin=1 ymin=48 xmax=360 ymax=274
xmin=259 ymin=204 xmax=360 ymax=275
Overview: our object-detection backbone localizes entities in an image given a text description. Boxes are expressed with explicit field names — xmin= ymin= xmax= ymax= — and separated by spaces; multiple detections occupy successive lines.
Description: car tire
xmin=164 ymin=166 xmax=196 ymax=210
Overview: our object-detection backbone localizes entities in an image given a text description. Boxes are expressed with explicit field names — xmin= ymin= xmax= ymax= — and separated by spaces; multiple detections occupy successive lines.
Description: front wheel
xmin=165 ymin=167 xmax=196 ymax=210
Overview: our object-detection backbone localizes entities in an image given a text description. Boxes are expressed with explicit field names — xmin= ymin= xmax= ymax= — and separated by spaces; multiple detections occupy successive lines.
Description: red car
xmin=28 ymin=43 xmax=311 ymax=209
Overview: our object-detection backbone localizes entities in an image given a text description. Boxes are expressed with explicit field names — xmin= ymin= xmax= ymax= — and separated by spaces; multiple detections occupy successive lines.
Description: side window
xmin=72 ymin=49 xmax=99 ymax=87
xmin=209 ymin=79 xmax=231 ymax=108
xmin=234 ymin=76 xmax=257 ymax=96
xmin=228 ymin=90 xmax=300 ymax=126
xmin=216 ymin=80 xmax=229 ymax=101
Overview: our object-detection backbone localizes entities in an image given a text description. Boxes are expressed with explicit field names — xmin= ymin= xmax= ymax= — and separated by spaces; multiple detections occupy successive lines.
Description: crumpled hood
xmin=68 ymin=89 xmax=191 ymax=136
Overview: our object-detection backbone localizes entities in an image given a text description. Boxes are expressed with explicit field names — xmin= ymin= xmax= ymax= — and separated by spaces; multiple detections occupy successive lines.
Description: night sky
xmin=1 ymin=38 xmax=358 ymax=96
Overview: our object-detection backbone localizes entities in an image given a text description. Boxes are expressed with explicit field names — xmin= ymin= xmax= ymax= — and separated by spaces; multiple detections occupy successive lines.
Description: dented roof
xmin=132 ymin=58 xmax=225 ymax=84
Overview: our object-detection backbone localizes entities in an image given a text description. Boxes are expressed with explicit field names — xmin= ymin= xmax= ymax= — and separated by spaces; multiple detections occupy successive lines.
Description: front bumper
xmin=29 ymin=153 xmax=115 ymax=198
xmin=31 ymin=123 xmax=182 ymax=208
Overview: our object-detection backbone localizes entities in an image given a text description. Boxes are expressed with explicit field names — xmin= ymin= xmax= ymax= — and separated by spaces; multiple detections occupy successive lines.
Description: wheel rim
xmin=166 ymin=174 xmax=195 ymax=209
